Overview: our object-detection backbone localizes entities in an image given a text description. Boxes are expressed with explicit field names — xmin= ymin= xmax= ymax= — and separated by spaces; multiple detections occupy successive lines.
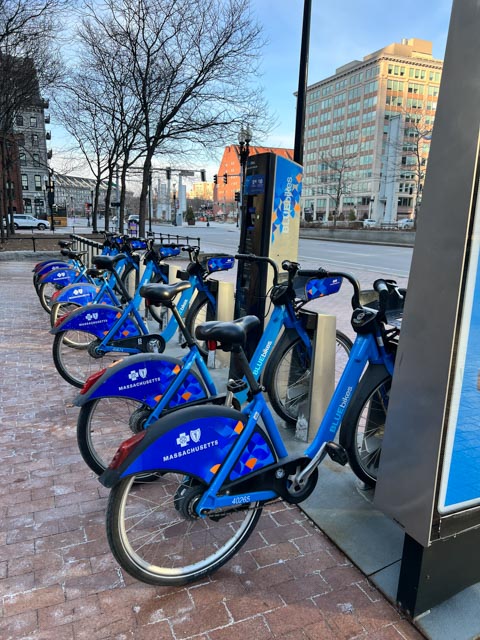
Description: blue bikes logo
xmin=85 ymin=312 xmax=99 ymax=321
xmin=73 ymin=288 xmax=84 ymax=295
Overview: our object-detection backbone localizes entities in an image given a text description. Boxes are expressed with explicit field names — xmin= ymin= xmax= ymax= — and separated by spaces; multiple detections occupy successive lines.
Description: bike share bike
xmin=36 ymin=235 xmax=143 ymax=316
xmin=50 ymin=246 xmax=236 ymax=388
xmin=98 ymin=270 xmax=404 ymax=586
xmin=73 ymin=255 xmax=351 ymax=476
xmin=48 ymin=238 xmax=179 ymax=328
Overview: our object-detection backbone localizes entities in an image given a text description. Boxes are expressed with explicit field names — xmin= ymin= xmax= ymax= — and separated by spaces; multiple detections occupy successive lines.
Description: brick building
xmin=214 ymin=145 xmax=293 ymax=217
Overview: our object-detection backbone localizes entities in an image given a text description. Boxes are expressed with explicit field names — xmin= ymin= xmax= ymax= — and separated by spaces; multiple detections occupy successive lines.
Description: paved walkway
xmin=0 ymin=259 xmax=422 ymax=640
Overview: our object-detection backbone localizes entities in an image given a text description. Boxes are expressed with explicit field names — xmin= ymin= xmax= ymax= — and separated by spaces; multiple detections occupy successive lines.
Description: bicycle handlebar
xmin=235 ymin=253 xmax=280 ymax=286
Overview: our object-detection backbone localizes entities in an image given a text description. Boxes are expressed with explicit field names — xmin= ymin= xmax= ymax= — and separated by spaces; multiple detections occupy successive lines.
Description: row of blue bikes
xmin=33 ymin=232 xmax=405 ymax=586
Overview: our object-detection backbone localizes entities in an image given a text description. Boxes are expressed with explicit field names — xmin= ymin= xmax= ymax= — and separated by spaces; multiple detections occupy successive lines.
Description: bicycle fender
xmin=75 ymin=353 xmax=207 ymax=408
xmin=50 ymin=303 xmax=140 ymax=340
xmin=51 ymin=283 xmax=109 ymax=307
xmin=39 ymin=267 xmax=87 ymax=287
xmin=34 ymin=261 xmax=69 ymax=276
xmin=99 ymin=405 xmax=277 ymax=488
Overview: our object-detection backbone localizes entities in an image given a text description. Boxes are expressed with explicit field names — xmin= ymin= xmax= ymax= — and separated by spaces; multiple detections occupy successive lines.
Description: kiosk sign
xmin=438 ymin=187 xmax=480 ymax=514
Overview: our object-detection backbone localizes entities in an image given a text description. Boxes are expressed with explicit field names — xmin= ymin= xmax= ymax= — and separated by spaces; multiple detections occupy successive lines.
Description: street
xmin=22 ymin=218 xmax=413 ymax=280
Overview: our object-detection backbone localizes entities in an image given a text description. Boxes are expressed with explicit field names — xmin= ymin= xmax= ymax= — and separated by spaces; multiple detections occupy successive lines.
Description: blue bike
xmin=74 ymin=257 xmax=350 ymax=475
xmin=50 ymin=249 xmax=235 ymax=388
xmin=99 ymin=272 xmax=404 ymax=586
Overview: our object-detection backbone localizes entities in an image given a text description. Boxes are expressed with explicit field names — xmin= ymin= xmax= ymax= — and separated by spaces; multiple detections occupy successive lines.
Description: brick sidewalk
xmin=0 ymin=260 xmax=422 ymax=640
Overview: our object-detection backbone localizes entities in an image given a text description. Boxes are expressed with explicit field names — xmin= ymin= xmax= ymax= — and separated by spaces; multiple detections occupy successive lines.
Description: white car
xmin=398 ymin=217 xmax=414 ymax=229
xmin=363 ymin=218 xmax=377 ymax=228
xmin=13 ymin=214 xmax=50 ymax=230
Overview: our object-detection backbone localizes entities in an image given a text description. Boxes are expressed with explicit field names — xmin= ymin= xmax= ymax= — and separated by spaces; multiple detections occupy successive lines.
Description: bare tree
xmin=399 ymin=110 xmax=433 ymax=224
xmin=78 ymin=0 xmax=269 ymax=236
xmin=317 ymin=137 xmax=365 ymax=228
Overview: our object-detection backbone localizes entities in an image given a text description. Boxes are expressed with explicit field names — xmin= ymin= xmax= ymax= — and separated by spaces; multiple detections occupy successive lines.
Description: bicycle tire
xmin=106 ymin=472 xmax=262 ymax=586
xmin=339 ymin=365 xmax=391 ymax=487
xmin=184 ymin=292 xmax=216 ymax=359
xmin=52 ymin=331 xmax=124 ymax=388
xmin=264 ymin=329 xmax=352 ymax=426
xmin=38 ymin=281 xmax=60 ymax=314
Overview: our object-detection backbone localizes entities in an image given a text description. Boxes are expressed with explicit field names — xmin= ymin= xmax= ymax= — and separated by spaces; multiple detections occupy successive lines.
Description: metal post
xmin=293 ymin=0 xmax=312 ymax=165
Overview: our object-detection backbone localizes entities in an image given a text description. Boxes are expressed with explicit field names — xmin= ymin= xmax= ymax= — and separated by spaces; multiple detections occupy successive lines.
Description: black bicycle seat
xmin=140 ymin=281 xmax=191 ymax=305
xmin=60 ymin=249 xmax=87 ymax=260
xmin=93 ymin=254 xmax=127 ymax=271
xmin=195 ymin=316 xmax=260 ymax=348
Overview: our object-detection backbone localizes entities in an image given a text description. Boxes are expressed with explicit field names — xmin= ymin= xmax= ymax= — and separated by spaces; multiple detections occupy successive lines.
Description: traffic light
xmin=200 ymin=169 xmax=206 ymax=182
xmin=166 ymin=167 xmax=171 ymax=180
xmin=213 ymin=174 xmax=218 ymax=184
xmin=234 ymin=191 xmax=240 ymax=202
xmin=223 ymin=172 xmax=228 ymax=184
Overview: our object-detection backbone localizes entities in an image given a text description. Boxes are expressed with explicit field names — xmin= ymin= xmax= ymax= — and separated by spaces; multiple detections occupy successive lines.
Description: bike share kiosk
xmin=374 ymin=0 xmax=480 ymax=623
xmin=233 ymin=152 xmax=336 ymax=437
xmin=234 ymin=152 xmax=302 ymax=349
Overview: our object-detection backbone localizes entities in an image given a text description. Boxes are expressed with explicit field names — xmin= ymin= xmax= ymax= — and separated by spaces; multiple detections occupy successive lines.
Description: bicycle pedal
xmin=226 ymin=379 xmax=248 ymax=393
xmin=325 ymin=441 xmax=348 ymax=466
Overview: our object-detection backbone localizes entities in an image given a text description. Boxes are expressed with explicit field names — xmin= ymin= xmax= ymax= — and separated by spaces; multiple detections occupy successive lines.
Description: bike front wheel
xmin=339 ymin=365 xmax=392 ymax=487
xmin=106 ymin=473 xmax=262 ymax=586
xmin=52 ymin=331 xmax=124 ymax=388
xmin=264 ymin=330 xmax=352 ymax=425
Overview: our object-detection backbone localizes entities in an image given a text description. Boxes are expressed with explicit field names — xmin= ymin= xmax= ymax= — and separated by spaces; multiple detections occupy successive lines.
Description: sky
xmin=51 ymin=0 xmax=454 ymax=182
xmin=249 ymin=0 xmax=452 ymax=151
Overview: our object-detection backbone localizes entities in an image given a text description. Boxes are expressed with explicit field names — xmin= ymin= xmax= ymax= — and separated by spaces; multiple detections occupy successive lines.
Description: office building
xmin=302 ymin=38 xmax=443 ymax=223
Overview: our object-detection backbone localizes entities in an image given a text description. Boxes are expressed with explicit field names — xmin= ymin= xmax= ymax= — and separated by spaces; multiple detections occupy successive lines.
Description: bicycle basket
xmin=158 ymin=245 xmax=181 ymax=258
xmin=293 ymin=271 xmax=343 ymax=302
xmin=360 ymin=288 xmax=406 ymax=329
xmin=202 ymin=254 xmax=235 ymax=273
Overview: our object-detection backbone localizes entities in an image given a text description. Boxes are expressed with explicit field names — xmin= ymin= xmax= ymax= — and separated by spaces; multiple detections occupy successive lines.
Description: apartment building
xmin=14 ymin=98 xmax=51 ymax=218
xmin=302 ymin=38 xmax=443 ymax=223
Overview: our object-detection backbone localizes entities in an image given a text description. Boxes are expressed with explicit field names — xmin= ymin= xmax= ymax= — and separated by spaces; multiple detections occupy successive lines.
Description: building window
xmin=24 ymin=198 xmax=32 ymax=213
xmin=34 ymin=198 xmax=44 ymax=215
xmin=398 ymin=197 xmax=413 ymax=207
xmin=21 ymin=174 xmax=28 ymax=190
xmin=30 ymin=116 xmax=38 ymax=127
xmin=15 ymin=115 xmax=24 ymax=126
xmin=19 ymin=152 xmax=27 ymax=166
xmin=31 ymin=134 xmax=39 ymax=147
xmin=409 ymin=68 xmax=426 ymax=80
xmin=388 ymin=64 xmax=405 ymax=76
xmin=34 ymin=175 xmax=42 ymax=191
xmin=33 ymin=153 xmax=40 ymax=167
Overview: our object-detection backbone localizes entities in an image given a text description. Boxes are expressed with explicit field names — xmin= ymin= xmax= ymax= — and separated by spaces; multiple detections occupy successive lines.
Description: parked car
xmin=362 ymin=218 xmax=377 ymax=228
xmin=398 ymin=217 xmax=415 ymax=229
xmin=13 ymin=214 xmax=50 ymax=230
xmin=128 ymin=215 xmax=139 ymax=224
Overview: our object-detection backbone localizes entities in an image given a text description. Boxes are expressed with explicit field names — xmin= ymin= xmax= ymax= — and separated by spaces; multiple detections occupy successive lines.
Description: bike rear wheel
xmin=77 ymin=397 xmax=148 ymax=475
xmin=339 ymin=365 xmax=392 ymax=487
xmin=264 ymin=330 xmax=352 ymax=425
xmin=106 ymin=473 xmax=262 ymax=586
xmin=38 ymin=282 xmax=61 ymax=313
xmin=184 ymin=293 xmax=215 ymax=360
xmin=52 ymin=331 xmax=124 ymax=388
